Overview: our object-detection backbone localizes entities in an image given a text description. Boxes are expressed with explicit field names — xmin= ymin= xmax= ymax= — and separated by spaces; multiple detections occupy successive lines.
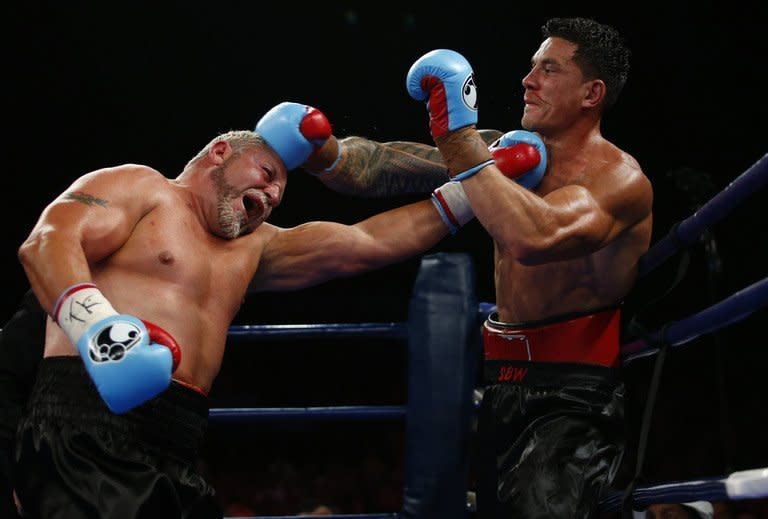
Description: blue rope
xmin=639 ymin=153 xmax=768 ymax=277
xmin=209 ymin=405 xmax=406 ymax=422
xmin=622 ymin=275 xmax=768 ymax=362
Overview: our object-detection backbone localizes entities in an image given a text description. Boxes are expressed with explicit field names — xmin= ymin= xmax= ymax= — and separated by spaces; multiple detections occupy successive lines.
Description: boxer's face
xmin=521 ymin=37 xmax=590 ymax=134
xmin=211 ymin=145 xmax=287 ymax=238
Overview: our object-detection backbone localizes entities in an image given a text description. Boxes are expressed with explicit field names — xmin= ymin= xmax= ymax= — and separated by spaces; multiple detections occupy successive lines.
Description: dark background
xmin=5 ymin=2 xmax=768 ymax=515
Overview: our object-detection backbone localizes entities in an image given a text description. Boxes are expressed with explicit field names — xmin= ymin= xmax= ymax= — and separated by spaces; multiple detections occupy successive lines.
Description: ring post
xmin=400 ymin=253 xmax=480 ymax=519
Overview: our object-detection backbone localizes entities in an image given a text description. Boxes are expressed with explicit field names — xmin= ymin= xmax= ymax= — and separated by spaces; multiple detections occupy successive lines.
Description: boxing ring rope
xmin=215 ymin=154 xmax=768 ymax=518
xmin=227 ymin=322 xmax=408 ymax=341
xmin=620 ymin=274 xmax=768 ymax=363
xmin=227 ymin=301 xmax=496 ymax=342
xmin=210 ymin=405 xmax=406 ymax=422
xmin=598 ymin=468 xmax=768 ymax=512
xmin=227 ymin=471 xmax=768 ymax=519
xmin=638 ymin=153 xmax=767 ymax=277
xmin=619 ymin=152 xmax=768 ymax=361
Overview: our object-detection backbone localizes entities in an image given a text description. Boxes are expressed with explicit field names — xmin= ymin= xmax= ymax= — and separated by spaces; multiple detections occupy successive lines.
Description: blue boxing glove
xmin=255 ymin=102 xmax=332 ymax=171
xmin=53 ymin=283 xmax=181 ymax=414
xmin=489 ymin=130 xmax=547 ymax=190
xmin=406 ymin=49 xmax=479 ymax=140
xmin=407 ymin=49 xmax=493 ymax=180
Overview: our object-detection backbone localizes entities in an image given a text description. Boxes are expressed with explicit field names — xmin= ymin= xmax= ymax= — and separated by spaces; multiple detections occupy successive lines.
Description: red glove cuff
xmin=142 ymin=319 xmax=182 ymax=372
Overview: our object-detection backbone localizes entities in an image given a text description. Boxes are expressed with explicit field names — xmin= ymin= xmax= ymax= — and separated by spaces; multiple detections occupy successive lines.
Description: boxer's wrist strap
xmin=452 ymin=159 xmax=494 ymax=182
xmin=431 ymin=181 xmax=474 ymax=234
xmin=54 ymin=284 xmax=118 ymax=344
xmin=323 ymin=144 xmax=343 ymax=173
xmin=53 ymin=283 xmax=97 ymax=323
xmin=308 ymin=143 xmax=343 ymax=177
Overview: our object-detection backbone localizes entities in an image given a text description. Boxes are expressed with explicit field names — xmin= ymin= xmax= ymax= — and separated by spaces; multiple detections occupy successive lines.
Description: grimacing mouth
xmin=242 ymin=190 xmax=267 ymax=222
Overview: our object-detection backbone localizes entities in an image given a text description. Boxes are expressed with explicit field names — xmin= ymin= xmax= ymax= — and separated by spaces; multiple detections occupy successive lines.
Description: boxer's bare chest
xmin=98 ymin=207 xmax=251 ymax=310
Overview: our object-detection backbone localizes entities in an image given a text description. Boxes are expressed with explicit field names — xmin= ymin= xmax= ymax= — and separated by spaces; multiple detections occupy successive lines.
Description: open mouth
xmin=242 ymin=190 xmax=266 ymax=222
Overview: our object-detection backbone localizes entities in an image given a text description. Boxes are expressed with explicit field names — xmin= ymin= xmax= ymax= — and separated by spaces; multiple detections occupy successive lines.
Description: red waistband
xmin=173 ymin=377 xmax=209 ymax=397
xmin=483 ymin=307 xmax=621 ymax=368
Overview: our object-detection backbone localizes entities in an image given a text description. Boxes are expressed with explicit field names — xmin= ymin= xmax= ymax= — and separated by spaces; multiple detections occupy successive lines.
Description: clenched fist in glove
xmin=407 ymin=49 xmax=493 ymax=181
xmin=53 ymin=283 xmax=181 ymax=414
xmin=255 ymin=102 xmax=333 ymax=171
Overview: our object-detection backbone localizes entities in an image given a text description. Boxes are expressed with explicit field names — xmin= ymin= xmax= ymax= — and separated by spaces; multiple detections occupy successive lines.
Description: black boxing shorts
xmin=476 ymin=307 xmax=625 ymax=519
xmin=0 ymin=290 xmax=45 ymax=519
xmin=14 ymin=356 xmax=221 ymax=519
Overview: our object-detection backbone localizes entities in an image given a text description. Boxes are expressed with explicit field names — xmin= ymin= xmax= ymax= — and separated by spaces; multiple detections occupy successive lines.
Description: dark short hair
xmin=542 ymin=17 xmax=631 ymax=109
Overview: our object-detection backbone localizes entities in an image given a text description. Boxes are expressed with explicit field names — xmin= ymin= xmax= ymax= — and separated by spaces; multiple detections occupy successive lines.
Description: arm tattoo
xmin=478 ymin=129 xmax=505 ymax=148
xmin=317 ymin=130 xmax=504 ymax=198
xmin=64 ymin=191 xmax=109 ymax=208
xmin=319 ymin=137 xmax=447 ymax=197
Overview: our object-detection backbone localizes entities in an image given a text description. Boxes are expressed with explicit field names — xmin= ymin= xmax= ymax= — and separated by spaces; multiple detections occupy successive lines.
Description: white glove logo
xmin=89 ymin=321 xmax=142 ymax=363
xmin=462 ymin=73 xmax=478 ymax=111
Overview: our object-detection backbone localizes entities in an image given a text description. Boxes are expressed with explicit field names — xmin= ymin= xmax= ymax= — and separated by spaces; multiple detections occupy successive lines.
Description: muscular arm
xmin=17 ymin=166 xmax=160 ymax=313
xmin=310 ymin=129 xmax=502 ymax=197
xmin=249 ymin=199 xmax=449 ymax=291
xmin=457 ymin=135 xmax=652 ymax=264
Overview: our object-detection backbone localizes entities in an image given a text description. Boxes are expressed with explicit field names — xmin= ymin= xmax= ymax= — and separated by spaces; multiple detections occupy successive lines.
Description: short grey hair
xmin=185 ymin=130 xmax=268 ymax=169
